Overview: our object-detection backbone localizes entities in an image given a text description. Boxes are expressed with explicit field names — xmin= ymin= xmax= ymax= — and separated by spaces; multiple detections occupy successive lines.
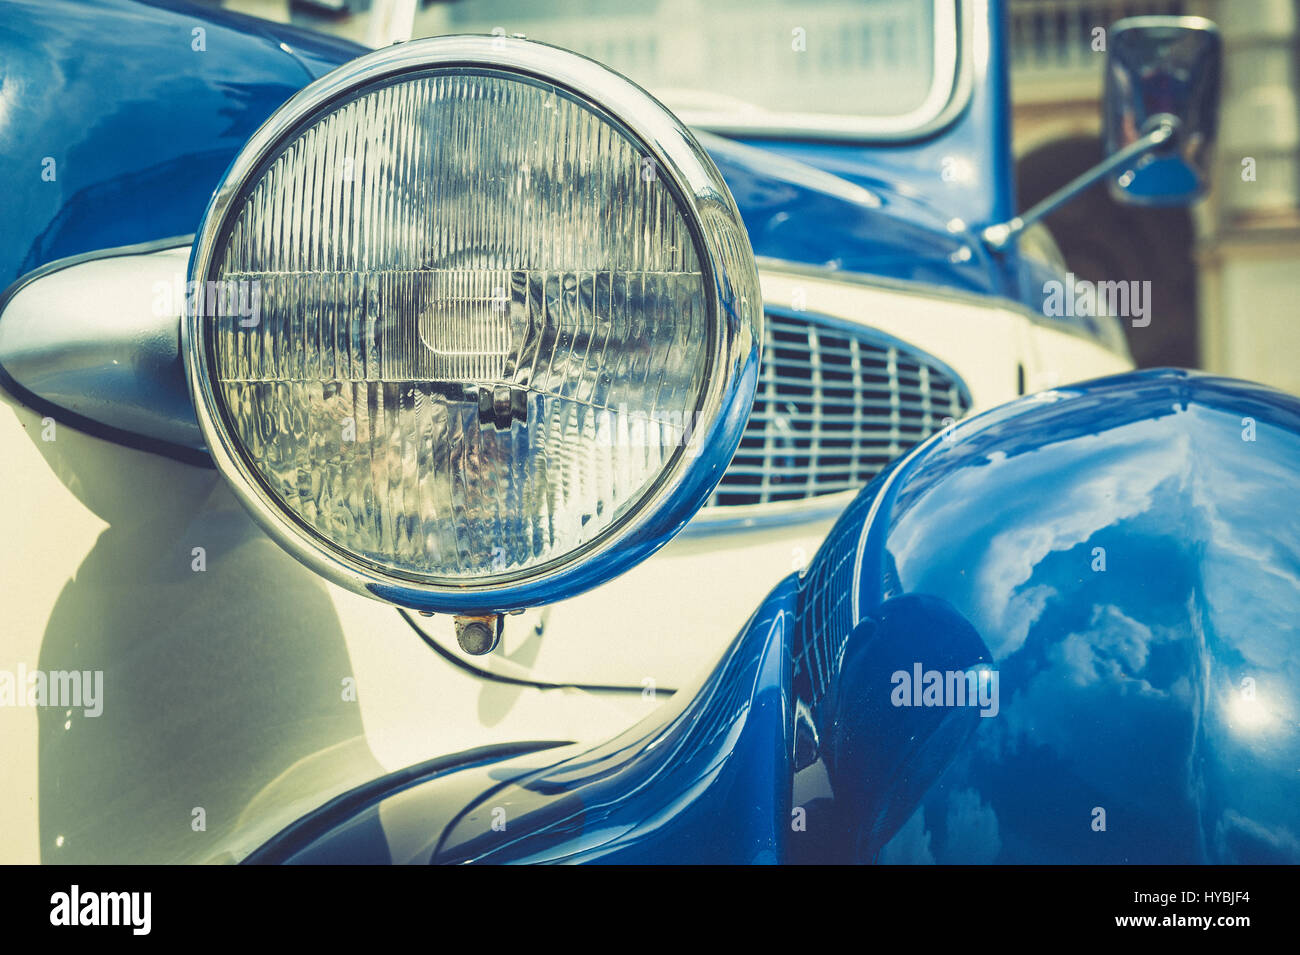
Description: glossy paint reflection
xmin=805 ymin=369 xmax=1300 ymax=863
xmin=702 ymin=133 xmax=1001 ymax=297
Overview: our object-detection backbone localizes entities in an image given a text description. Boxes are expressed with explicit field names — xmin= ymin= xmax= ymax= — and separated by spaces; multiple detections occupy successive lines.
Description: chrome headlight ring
xmin=183 ymin=35 xmax=761 ymax=614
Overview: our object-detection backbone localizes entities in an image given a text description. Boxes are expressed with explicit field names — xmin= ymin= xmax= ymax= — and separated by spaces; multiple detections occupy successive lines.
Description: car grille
xmin=707 ymin=309 xmax=972 ymax=508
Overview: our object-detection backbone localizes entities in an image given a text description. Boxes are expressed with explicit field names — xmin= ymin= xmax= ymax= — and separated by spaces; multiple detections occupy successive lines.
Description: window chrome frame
xmin=676 ymin=0 xmax=972 ymax=142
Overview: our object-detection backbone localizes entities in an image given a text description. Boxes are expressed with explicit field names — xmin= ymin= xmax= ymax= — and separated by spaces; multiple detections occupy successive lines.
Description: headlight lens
xmin=186 ymin=37 xmax=760 ymax=611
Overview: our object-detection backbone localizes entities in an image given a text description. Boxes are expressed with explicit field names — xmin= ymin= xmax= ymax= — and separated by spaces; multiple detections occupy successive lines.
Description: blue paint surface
xmin=0 ymin=0 xmax=364 ymax=286
xmin=798 ymin=369 xmax=1300 ymax=863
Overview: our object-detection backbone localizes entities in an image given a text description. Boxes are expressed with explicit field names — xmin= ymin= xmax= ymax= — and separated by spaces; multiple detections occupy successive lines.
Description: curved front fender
xmin=795 ymin=368 xmax=1300 ymax=863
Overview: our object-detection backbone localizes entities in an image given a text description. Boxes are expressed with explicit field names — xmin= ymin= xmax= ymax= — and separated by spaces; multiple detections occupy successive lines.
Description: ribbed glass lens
xmin=206 ymin=70 xmax=709 ymax=581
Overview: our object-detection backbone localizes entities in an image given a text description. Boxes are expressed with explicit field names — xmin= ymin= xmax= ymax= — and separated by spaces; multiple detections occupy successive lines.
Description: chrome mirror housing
xmin=1104 ymin=15 xmax=1222 ymax=206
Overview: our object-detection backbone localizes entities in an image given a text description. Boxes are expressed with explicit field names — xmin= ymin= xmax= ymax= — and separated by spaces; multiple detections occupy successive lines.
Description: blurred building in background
xmin=213 ymin=0 xmax=1300 ymax=393
xmin=1011 ymin=0 xmax=1300 ymax=394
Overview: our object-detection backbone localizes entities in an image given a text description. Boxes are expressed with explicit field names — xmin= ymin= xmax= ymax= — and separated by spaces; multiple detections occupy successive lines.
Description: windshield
xmin=410 ymin=0 xmax=957 ymax=136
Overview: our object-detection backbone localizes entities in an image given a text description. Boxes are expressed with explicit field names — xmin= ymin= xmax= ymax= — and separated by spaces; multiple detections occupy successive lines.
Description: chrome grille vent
xmin=708 ymin=309 xmax=972 ymax=509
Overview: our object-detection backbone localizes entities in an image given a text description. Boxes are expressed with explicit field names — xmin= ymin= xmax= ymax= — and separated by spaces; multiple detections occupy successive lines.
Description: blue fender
xmin=249 ymin=369 xmax=1300 ymax=863
xmin=795 ymin=367 xmax=1300 ymax=863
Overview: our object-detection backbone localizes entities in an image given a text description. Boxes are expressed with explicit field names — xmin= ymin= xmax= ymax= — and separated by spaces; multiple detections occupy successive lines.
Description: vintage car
xmin=0 ymin=0 xmax=1296 ymax=865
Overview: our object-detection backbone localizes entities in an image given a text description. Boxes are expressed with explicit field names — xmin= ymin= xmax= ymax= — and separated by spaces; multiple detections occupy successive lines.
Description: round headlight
xmin=184 ymin=36 xmax=760 ymax=612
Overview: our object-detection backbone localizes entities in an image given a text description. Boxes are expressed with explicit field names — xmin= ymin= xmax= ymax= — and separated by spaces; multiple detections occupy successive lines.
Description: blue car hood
xmin=1 ymin=0 xmax=999 ymax=298
xmin=0 ymin=0 xmax=365 ymax=286
xmin=701 ymin=134 xmax=998 ymax=294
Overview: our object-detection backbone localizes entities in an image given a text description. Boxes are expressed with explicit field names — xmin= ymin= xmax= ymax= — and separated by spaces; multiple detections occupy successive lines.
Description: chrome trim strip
xmin=183 ymin=35 xmax=763 ymax=614
xmin=0 ymin=235 xmax=195 ymax=292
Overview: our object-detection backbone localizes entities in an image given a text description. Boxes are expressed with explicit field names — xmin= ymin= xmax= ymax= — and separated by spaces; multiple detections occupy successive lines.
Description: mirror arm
xmin=982 ymin=115 xmax=1181 ymax=251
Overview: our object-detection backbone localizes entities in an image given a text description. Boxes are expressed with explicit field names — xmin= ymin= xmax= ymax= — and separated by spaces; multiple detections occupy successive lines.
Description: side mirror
xmin=1104 ymin=16 xmax=1222 ymax=206
xmin=982 ymin=16 xmax=1222 ymax=251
